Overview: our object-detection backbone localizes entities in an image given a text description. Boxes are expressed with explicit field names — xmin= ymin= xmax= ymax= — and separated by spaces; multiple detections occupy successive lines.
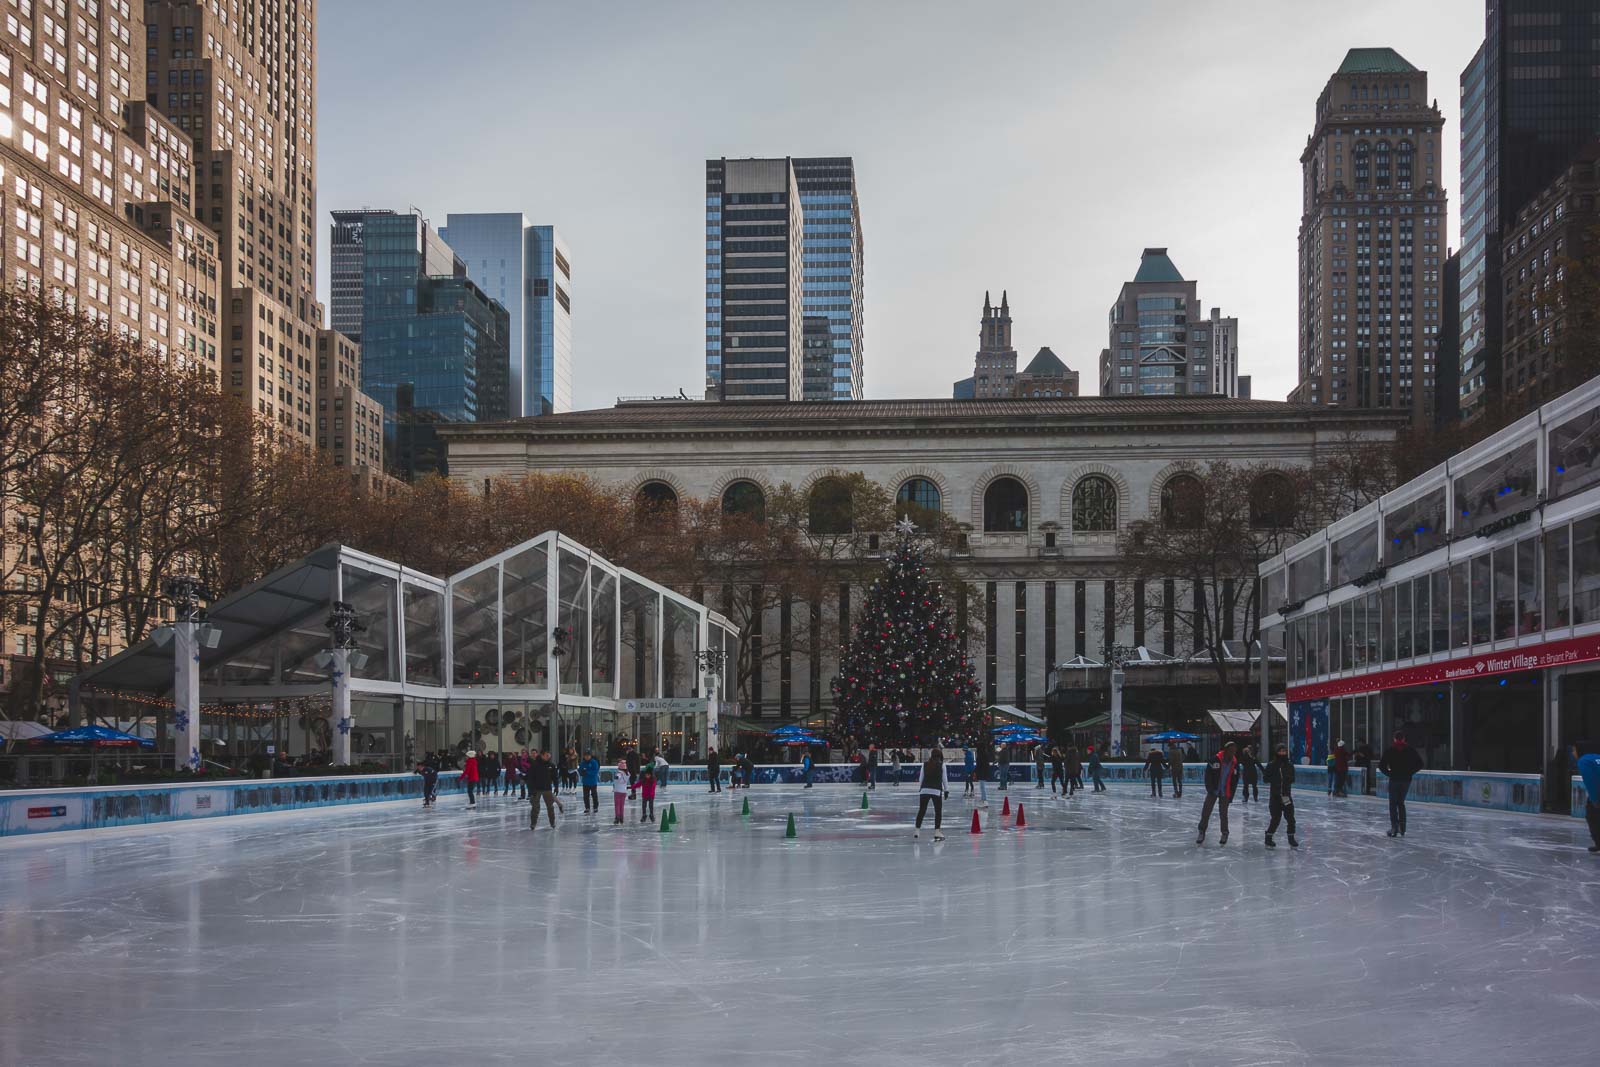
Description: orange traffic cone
xmin=969 ymin=808 xmax=982 ymax=834
xmin=1015 ymin=803 xmax=1026 ymax=827
xmin=1001 ymin=796 xmax=1011 ymax=816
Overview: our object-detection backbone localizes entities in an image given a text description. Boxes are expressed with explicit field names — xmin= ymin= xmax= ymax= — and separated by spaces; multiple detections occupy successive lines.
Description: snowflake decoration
xmin=336 ymin=716 xmax=353 ymax=736
xmin=187 ymin=747 xmax=201 ymax=770
xmin=173 ymin=709 xmax=190 ymax=732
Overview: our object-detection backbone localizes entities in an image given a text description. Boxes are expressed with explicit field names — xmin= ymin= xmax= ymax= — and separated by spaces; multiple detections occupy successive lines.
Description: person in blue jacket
xmin=1578 ymin=751 xmax=1600 ymax=854
xmin=802 ymin=750 xmax=814 ymax=788
xmin=962 ymin=746 xmax=977 ymax=796
xmin=579 ymin=751 xmax=600 ymax=814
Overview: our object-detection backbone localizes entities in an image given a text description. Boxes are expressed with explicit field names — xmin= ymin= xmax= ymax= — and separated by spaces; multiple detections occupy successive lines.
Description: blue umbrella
xmin=771 ymin=724 xmax=818 ymax=736
xmin=1147 ymin=731 xmax=1200 ymax=742
xmin=26 ymin=724 xmax=154 ymax=748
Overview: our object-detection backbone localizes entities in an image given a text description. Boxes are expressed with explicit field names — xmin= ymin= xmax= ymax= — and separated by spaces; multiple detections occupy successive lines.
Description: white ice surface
xmin=2 ymin=782 xmax=1598 ymax=1066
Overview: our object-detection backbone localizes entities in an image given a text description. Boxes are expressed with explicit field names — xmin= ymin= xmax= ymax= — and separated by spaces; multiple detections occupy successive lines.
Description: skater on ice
xmin=707 ymin=748 xmax=722 ymax=793
xmin=1088 ymin=745 xmax=1105 ymax=792
xmin=611 ymin=758 xmax=630 ymax=825
xmin=580 ymin=750 xmax=600 ymax=813
xmin=1379 ymin=730 xmax=1424 ymax=837
xmin=914 ymin=748 xmax=950 ymax=840
xmin=1239 ymin=744 xmax=1260 ymax=803
xmin=528 ymin=749 xmax=559 ymax=829
xmin=416 ymin=756 xmax=439 ymax=807
xmin=1196 ymin=741 xmax=1239 ymax=845
xmin=1580 ymin=750 xmax=1600 ymax=853
xmin=1263 ymin=743 xmax=1298 ymax=849
xmin=1168 ymin=744 xmax=1184 ymax=799
xmin=974 ymin=739 xmax=991 ymax=808
xmin=638 ymin=762 xmax=658 ymax=823
xmin=462 ymin=749 xmax=480 ymax=808
xmin=1145 ymin=746 xmax=1166 ymax=798
xmin=1034 ymin=743 xmax=1047 ymax=789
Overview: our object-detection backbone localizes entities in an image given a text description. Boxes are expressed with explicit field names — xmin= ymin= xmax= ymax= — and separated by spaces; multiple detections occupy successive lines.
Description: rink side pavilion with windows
xmin=1260 ymin=375 xmax=1600 ymax=797
xmin=72 ymin=533 xmax=739 ymax=769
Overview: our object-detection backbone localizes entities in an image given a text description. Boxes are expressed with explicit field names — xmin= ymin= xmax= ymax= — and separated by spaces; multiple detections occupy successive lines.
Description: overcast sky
xmin=316 ymin=0 xmax=1484 ymax=410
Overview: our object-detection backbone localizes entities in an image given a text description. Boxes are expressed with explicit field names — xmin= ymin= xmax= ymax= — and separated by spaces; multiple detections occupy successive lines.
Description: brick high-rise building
xmin=1292 ymin=48 xmax=1447 ymax=424
xmin=146 ymin=0 xmax=321 ymax=447
xmin=1101 ymin=249 xmax=1233 ymax=397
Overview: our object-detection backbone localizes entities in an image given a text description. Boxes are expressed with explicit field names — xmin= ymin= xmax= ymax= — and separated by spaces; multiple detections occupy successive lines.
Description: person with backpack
xmin=1144 ymin=747 xmax=1167 ymax=798
xmin=1378 ymin=730 xmax=1424 ymax=838
xmin=1263 ymin=743 xmax=1299 ymax=849
xmin=1196 ymin=741 xmax=1240 ymax=846
xmin=914 ymin=749 xmax=950 ymax=840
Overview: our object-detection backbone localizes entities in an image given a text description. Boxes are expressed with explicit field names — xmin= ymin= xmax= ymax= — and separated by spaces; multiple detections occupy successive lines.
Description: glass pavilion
xmin=73 ymin=533 xmax=738 ymax=769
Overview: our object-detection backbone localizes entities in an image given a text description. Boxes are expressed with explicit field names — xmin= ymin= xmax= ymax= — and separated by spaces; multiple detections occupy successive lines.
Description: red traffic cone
xmin=1015 ymin=803 xmax=1026 ymax=827
xmin=1001 ymin=796 xmax=1011 ymax=816
xmin=969 ymin=808 xmax=982 ymax=834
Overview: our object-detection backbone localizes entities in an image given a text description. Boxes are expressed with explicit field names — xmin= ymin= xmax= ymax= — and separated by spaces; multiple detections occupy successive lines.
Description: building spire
xmin=984 ymin=290 xmax=992 ymax=314
xmin=1000 ymin=289 xmax=1010 ymax=313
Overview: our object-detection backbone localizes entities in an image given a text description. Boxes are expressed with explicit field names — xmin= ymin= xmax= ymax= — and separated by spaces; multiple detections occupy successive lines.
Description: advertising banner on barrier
xmin=1286 ymin=631 xmax=1600 ymax=702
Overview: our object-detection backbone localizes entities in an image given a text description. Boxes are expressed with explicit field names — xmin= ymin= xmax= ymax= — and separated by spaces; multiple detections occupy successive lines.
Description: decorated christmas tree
xmin=831 ymin=519 xmax=984 ymax=746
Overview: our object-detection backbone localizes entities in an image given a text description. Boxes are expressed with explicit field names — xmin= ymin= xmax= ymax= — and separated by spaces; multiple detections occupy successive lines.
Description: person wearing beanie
xmin=1196 ymin=741 xmax=1240 ymax=845
xmin=1263 ymin=743 xmax=1298 ymax=849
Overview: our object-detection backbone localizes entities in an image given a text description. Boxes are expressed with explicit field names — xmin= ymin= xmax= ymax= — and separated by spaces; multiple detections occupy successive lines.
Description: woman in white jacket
xmin=914 ymin=748 xmax=950 ymax=840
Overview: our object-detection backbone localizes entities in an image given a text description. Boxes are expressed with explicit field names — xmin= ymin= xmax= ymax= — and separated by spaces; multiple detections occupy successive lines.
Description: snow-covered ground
xmin=1 ymin=781 xmax=1596 ymax=1065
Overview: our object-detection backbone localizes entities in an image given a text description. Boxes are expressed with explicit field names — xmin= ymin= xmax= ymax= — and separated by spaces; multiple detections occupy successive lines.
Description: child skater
xmin=611 ymin=758 xmax=630 ymax=826
xmin=638 ymin=762 xmax=657 ymax=824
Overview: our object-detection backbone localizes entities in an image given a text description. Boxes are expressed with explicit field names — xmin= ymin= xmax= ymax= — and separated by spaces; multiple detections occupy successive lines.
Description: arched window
xmin=983 ymin=477 xmax=1029 ymax=532
xmin=635 ymin=481 xmax=678 ymax=513
xmin=1159 ymin=473 xmax=1204 ymax=529
xmin=1250 ymin=472 xmax=1298 ymax=529
xmin=808 ymin=477 xmax=853 ymax=534
xmin=721 ymin=480 xmax=766 ymax=522
xmin=896 ymin=478 xmax=941 ymax=526
xmin=1072 ymin=475 xmax=1118 ymax=532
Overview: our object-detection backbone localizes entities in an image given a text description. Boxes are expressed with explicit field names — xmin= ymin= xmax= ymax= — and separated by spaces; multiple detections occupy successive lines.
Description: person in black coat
xmin=866 ymin=745 xmax=879 ymax=791
xmin=1196 ymin=742 xmax=1240 ymax=845
xmin=415 ymin=758 xmax=439 ymax=807
xmin=526 ymin=750 xmax=560 ymax=829
xmin=625 ymin=747 xmax=642 ymax=798
xmin=1144 ymin=748 xmax=1167 ymax=798
xmin=707 ymin=748 xmax=722 ymax=793
xmin=1378 ymin=730 xmax=1424 ymax=837
xmin=1262 ymin=743 xmax=1297 ymax=848
xmin=1238 ymin=745 xmax=1260 ymax=803
xmin=1168 ymin=745 xmax=1185 ymax=799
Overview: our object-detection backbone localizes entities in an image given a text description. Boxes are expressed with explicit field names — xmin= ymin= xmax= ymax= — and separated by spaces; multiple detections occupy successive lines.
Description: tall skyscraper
xmin=1457 ymin=2 xmax=1600 ymax=422
xmin=330 ymin=209 xmax=510 ymax=479
xmin=706 ymin=156 xmax=863 ymax=401
xmin=146 ymin=0 xmax=322 ymax=446
xmin=792 ymin=157 xmax=864 ymax=400
xmin=1101 ymin=249 xmax=1227 ymax=396
xmin=1291 ymin=49 xmax=1447 ymax=424
xmin=1194 ymin=308 xmax=1241 ymax=397
xmin=439 ymin=214 xmax=573 ymax=417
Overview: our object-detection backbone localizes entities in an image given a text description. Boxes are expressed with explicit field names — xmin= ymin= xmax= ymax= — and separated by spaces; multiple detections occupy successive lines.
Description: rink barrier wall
xmin=2 ymin=765 xmax=1587 ymax=838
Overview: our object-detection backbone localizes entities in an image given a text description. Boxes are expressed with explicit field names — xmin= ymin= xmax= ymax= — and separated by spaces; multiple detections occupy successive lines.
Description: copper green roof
xmin=1133 ymin=248 xmax=1184 ymax=283
xmin=1337 ymin=48 xmax=1417 ymax=74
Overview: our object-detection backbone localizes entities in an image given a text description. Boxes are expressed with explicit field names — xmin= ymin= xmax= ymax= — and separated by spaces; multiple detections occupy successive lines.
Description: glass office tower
xmin=793 ymin=157 xmax=864 ymax=400
xmin=1457 ymin=1 xmax=1600 ymax=420
xmin=439 ymin=214 xmax=573 ymax=418
xmin=334 ymin=209 xmax=510 ymax=479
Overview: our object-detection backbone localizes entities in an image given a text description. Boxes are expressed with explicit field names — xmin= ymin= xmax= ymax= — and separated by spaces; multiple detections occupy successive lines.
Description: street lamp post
xmin=161 ymin=575 xmax=215 ymax=772
xmin=1104 ymin=643 xmax=1140 ymax=758
xmin=695 ymin=648 xmax=727 ymax=760
xmin=323 ymin=600 xmax=365 ymax=766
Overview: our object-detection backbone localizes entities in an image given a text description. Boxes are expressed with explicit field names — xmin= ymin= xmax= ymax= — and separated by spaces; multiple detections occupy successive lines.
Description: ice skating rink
xmin=1 ymin=782 xmax=1596 ymax=1066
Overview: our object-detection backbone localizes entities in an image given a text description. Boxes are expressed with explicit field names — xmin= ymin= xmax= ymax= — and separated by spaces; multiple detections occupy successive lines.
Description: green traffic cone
xmin=659 ymin=808 xmax=672 ymax=833
xmin=668 ymin=802 xmax=678 ymax=826
xmin=741 ymin=796 xmax=751 ymax=816
xmin=784 ymin=812 xmax=797 ymax=839
xmin=861 ymin=791 xmax=870 ymax=810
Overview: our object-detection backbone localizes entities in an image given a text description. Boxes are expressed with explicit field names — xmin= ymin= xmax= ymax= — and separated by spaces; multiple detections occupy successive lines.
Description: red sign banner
xmin=1286 ymin=631 xmax=1600 ymax=702
xmin=27 ymin=806 xmax=66 ymax=819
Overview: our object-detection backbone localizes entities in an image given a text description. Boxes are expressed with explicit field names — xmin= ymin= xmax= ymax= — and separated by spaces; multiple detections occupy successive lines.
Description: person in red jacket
xmin=462 ymin=749 xmax=480 ymax=808
xmin=1196 ymin=742 xmax=1240 ymax=846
